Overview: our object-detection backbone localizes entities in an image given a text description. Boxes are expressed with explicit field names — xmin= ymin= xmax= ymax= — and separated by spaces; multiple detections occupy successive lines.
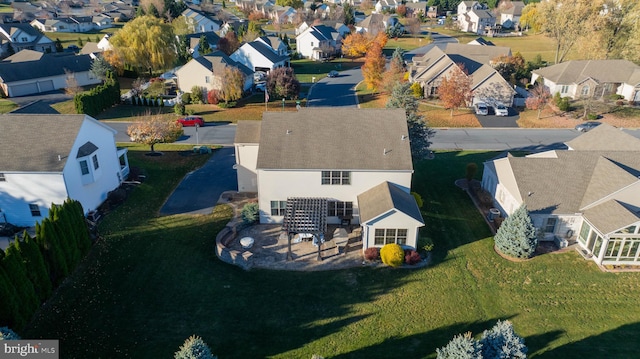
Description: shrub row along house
xmin=482 ymin=124 xmax=640 ymax=267
xmin=0 ymin=115 xmax=129 ymax=227
xmin=234 ymin=108 xmax=424 ymax=253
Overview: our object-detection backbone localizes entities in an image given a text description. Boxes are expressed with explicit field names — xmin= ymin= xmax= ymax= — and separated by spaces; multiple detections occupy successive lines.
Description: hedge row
xmin=0 ymin=199 xmax=91 ymax=331
xmin=131 ymin=96 xmax=165 ymax=107
xmin=74 ymin=70 xmax=120 ymax=117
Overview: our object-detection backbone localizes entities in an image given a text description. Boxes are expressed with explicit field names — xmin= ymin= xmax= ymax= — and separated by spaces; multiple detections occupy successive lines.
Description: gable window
xmin=321 ymin=171 xmax=350 ymax=185
xmin=80 ymin=160 xmax=90 ymax=175
xmin=560 ymin=85 xmax=569 ymax=94
xmin=0 ymin=173 xmax=5 ymax=182
xmin=271 ymin=200 xmax=287 ymax=216
xmin=310 ymin=41 xmax=314 ymax=47
xmin=29 ymin=204 xmax=41 ymax=217
xmin=374 ymin=228 xmax=408 ymax=246
xmin=581 ymin=85 xmax=590 ymax=96
xmin=205 ymin=76 xmax=210 ymax=83
xmin=92 ymin=154 xmax=100 ymax=170
xmin=327 ymin=201 xmax=353 ymax=217
xmin=544 ymin=218 xmax=557 ymax=233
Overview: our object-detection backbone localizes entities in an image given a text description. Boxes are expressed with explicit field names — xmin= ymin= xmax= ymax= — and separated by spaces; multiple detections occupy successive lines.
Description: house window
xmin=560 ymin=85 xmax=569 ymax=94
xmin=205 ymin=76 xmax=210 ymax=83
xmin=0 ymin=173 xmax=5 ymax=182
xmin=92 ymin=154 xmax=100 ymax=170
xmin=321 ymin=171 xmax=350 ymax=185
xmin=327 ymin=201 xmax=353 ymax=217
xmin=578 ymin=221 xmax=590 ymax=245
xmin=374 ymin=228 xmax=408 ymax=246
xmin=80 ymin=160 xmax=90 ymax=175
xmin=310 ymin=41 xmax=314 ymax=47
xmin=270 ymin=200 xmax=287 ymax=216
xmin=544 ymin=218 xmax=557 ymax=233
xmin=29 ymin=204 xmax=41 ymax=217
xmin=581 ymin=85 xmax=590 ymax=96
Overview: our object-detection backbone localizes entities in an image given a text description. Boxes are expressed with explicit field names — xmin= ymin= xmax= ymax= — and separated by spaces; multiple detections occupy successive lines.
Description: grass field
xmin=45 ymin=26 xmax=122 ymax=49
xmin=21 ymin=147 xmax=640 ymax=358
xmin=292 ymin=58 xmax=363 ymax=83
xmin=0 ymin=4 xmax=13 ymax=13
xmin=0 ymin=99 xmax=18 ymax=113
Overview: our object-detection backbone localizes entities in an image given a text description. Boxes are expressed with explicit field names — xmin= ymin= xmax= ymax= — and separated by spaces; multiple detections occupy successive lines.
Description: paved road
xmin=159 ymin=147 xmax=237 ymax=215
xmin=307 ymin=68 xmax=361 ymax=107
xmin=106 ymin=121 xmax=237 ymax=146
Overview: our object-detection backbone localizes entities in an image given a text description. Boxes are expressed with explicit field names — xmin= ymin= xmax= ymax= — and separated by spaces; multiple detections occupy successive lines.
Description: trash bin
xmin=488 ymin=208 xmax=501 ymax=221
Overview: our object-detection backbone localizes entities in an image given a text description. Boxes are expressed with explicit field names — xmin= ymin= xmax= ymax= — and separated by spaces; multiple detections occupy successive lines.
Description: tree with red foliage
xmin=266 ymin=67 xmax=300 ymax=99
xmin=437 ymin=63 xmax=472 ymax=117
xmin=525 ymin=85 xmax=551 ymax=119
xmin=218 ymin=31 xmax=240 ymax=56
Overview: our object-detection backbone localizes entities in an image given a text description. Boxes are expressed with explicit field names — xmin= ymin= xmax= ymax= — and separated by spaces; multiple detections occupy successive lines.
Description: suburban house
xmin=269 ymin=5 xmax=297 ymax=24
xmin=409 ymin=43 xmax=516 ymax=106
xmin=175 ymin=50 xmax=254 ymax=95
xmin=0 ymin=114 xmax=129 ymax=227
xmin=185 ymin=32 xmax=221 ymax=58
xmin=481 ymin=124 xmax=640 ymax=267
xmin=468 ymin=37 xmax=495 ymax=46
xmin=0 ymin=51 xmax=101 ymax=97
xmin=230 ymin=39 xmax=290 ymax=73
xmin=374 ymin=0 xmax=400 ymax=13
xmin=233 ymin=108 xmax=424 ymax=252
xmin=296 ymin=24 xmax=342 ymax=60
xmin=356 ymin=13 xmax=393 ymax=35
xmin=255 ymin=36 xmax=289 ymax=57
xmin=181 ymin=8 xmax=220 ymax=33
xmin=297 ymin=21 xmax=350 ymax=37
xmin=30 ymin=16 xmax=113 ymax=33
xmin=499 ymin=1 xmax=525 ymax=29
xmin=427 ymin=5 xmax=439 ymax=18
xmin=0 ymin=23 xmax=55 ymax=57
xmin=457 ymin=1 xmax=496 ymax=35
xmin=531 ymin=60 xmax=640 ymax=102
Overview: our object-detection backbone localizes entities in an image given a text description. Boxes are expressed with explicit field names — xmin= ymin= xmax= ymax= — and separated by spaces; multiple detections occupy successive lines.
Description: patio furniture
xmin=240 ymin=236 xmax=255 ymax=249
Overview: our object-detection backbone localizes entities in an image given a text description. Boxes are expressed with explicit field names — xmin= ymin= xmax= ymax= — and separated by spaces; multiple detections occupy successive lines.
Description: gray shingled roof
xmin=245 ymin=41 xmax=289 ymax=64
xmin=9 ymin=100 xmax=60 ymax=114
xmin=3 ymin=49 xmax=45 ymax=63
xmin=584 ymin=200 xmax=640 ymax=235
xmin=194 ymin=50 xmax=253 ymax=76
xmin=580 ymin=157 xmax=640 ymax=209
xmin=0 ymin=114 xmax=87 ymax=172
xmin=0 ymin=53 xmax=93 ymax=82
xmin=234 ymin=120 xmax=262 ymax=144
xmin=358 ymin=181 xmax=424 ymax=224
xmin=533 ymin=60 xmax=640 ymax=86
xmin=566 ymin=123 xmax=640 ymax=151
xmin=444 ymin=43 xmax=511 ymax=64
xmin=256 ymin=108 xmax=412 ymax=171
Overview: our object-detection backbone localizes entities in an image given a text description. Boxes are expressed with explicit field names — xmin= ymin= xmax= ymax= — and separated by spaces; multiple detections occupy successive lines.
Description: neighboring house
xmin=0 ymin=51 xmax=101 ymax=97
xmin=80 ymin=42 xmax=102 ymax=58
xmin=295 ymin=24 xmax=342 ymax=60
xmin=499 ymin=1 xmax=525 ymax=29
xmin=427 ymin=5 xmax=438 ymax=18
xmin=269 ymin=5 xmax=296 ymax=24
xmin=0 ymin=114 xmax=129 ymax=227
xmin=182 ymin=8 xmax=220 ymax=33
xmin=233 ymin=108 xmax=424 ymax=252
xmin=230 ymin=40 xmax=289 ymax=73
xmin=374 ymin=0 xmax=400 ymax=13
xmin=97 ymin=33 xmax=113 ymax=51
xmin=255 ymin=36 xmax=289 ymax=57
xmin=457 ymin=0 xmax=496 ymax=34
xmin=355 ymin=13 xmax=389 ymax=35
xmin=405 ymin=2 xmax=428 ymax=17
xmin=0 ymin=23 xmax=55 ymax=57
xmin=409 ymin=43 xmax=515 ymax=106
xmin=175 ymin=50 xmax=254 ymax=95
xmin=531 ymin=60 xmax=640 ymax=102
xmin=185 ymin=31 xmax=221 ymax=58
xmin=481 ymin=124 xmax=640 ymax=267
xmin=31 ymin=15 xmax=113 ymax=33
xmin=468 ymin=37 xmax=494 ymax=46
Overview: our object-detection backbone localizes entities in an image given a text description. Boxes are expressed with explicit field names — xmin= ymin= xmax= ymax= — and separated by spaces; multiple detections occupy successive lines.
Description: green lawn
xmin=0 ymin=4 xmax=13 ymax=13
xmin=45 ymin=26 xmax=122 ymax=49
xmin=0 ymin=99 xmax=18 ymax=113
xmin=22 ymin=149 xmax=640 ymax=358
xmin=292 ymin=58 xmax=363 ymax=83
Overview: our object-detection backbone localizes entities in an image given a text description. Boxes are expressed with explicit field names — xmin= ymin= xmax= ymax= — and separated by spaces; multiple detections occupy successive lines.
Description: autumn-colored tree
xmin=407 ymin=18 xmax=421 ymax=38
xmin=525 ymin=85 xmax=551 ymax=119
xmin=218 ymin=31 xmax=240 ymax=56
xmin=381 ymin=47 xmax=406 ymax=93
xmin=396 ymin=4 xmax=407 ymax=17
xmin=437 ymin=63 xmax=472 ymax=117
xmin=171 ymin=16 xmax=193 ymax=36
xmin=519 ymin=3 xmax=541 ymax=32
xmin=218 ymin=66 xmax=244 ymax=104
xmin=64 ymin=70 xmax=82 ymax=95
xmin=266 ymin=67 xmax=300 ymax=99
xmin=108 ymin=15 xmax=177 ymax=75
xmin=127 ymin=112 xmax=183 ymax=153
xmin=362 ymin=41 xmax=385 ymax=91
xmin=373 ymin=32 xmax=388 ymax=49
xmin=341 ymin=32 xmax=369 ymax=59
xmin=275 ymin=0 xmax=302 ymax=7
xmin=102 ymin=49 xmax=124 ymax=76
xmin=492 ymin=52 xmax=526 ymax=84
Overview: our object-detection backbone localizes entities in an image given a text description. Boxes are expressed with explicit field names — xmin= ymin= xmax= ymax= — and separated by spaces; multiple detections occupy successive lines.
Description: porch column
xmin=287 ymin=232 xmax=293 ymax=261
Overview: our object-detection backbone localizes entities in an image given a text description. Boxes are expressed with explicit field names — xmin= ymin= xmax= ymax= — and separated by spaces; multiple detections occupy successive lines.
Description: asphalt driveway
xmin=475 ymin=108 xmax=520 ymax=128
xmin=159 ymin=147 xmax=237 ymax=215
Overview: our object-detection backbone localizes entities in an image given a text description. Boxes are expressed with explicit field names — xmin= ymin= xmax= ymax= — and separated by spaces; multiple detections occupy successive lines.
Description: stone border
xmin=214 ymin=192 xmax=256 ymax=271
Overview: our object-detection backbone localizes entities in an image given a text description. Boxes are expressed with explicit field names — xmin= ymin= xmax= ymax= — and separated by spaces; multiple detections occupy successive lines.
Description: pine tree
xmin=16 ymin=231 xmax=52 ymax=302
xmin=55 ymin=38 xmax=64 ymax=52
xmin=174 ymin=335 xmax=216 ymax=359
xmin=198 ymin=35 xmax=212 ymax=56
xmin=37 ymin=218 xmax=69 ymax=285
xmin=479 ymin=320 xmax=527 ymax=359
xmin=494 ymin=204 xmax=538 ymax=259
xmin=0 ymin=257 xmax=23 ymax=329
xmin=1 ymin=246 xmax=39 ymax=329
xmin=436 ymin=332 xmax=483 ymax=359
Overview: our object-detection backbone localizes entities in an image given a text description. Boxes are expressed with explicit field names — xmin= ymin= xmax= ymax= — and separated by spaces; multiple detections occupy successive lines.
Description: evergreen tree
xmin=0 ymin=257 xmax=23 ymax=329
xmin=36 ymin=218 xmax=69 ymax=285
xmin=16 ymin=231 xmax=52 ymax=302
xmin=479 ymin=320 xmax=528 ymax=359
xmin=0 ymin=327 xmax=20 ymax=340
xmin=494 ymin=204 xmax=538 ymax=259
xmin=54 ymin=203 xmax=81 ymax=270
xmin=77 ymin=37 xmax=83 ymax=47
xmin=436 ymin=332 xmax=483 ymax=359
xmin=198 ymin=35 xmax=212 ymax=56
xmin=55 ymin=38 xmax=64 ymax=52
xmin=1 ymin=246 xmax=39 ymax=329
xmin=174 ymin=335 xmax=216 ymax=359
xmin=6 ymin=43 xmax=14 ymax=56
xmin=68 ymin=199 xmax=92 ymax=255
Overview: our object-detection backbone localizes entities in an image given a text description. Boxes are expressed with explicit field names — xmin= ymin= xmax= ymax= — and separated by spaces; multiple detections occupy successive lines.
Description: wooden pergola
xmin=282 ymin=197 xmax=328 ymax=261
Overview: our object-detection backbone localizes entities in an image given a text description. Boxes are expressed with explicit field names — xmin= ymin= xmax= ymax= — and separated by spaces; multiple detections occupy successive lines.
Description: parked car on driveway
xmin=177 ymin=116 xmax=204 ymax=127
xmin=255 ymin=82 xmax=266 ymax=92
xmin=328 ymin=70 xmax=339 ymax=78
xmin=575 ymin=121 xmax=601 ymax=132
xmin=474 ymin=102 xmax=489 ymax=116
xmin=494 ymin=104 xmax=509 ymax=116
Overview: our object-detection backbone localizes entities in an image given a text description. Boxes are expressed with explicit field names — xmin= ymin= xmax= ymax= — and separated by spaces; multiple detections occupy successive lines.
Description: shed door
xmin=9 ymin=83 xmax=38 ymax=97
xmin=38 ymin=80 xmax=54 ymax=92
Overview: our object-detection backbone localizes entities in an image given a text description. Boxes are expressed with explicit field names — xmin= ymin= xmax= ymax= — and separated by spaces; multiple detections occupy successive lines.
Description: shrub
xmin=364 ymin=247 xmax=379 ymax=261
xmin=0 ymin=327 xmax=20 ymax=340
xmin=436 ymin=332 xmax=482 ymax=359
xmin=207 ymin=90 xmax=220 ymax=105
xmin=418 ymin=236 xmax=434 ymax=253
xmin=411 ymin=192 xmax=423 ymax=208
xmin=608 ymin=93 xmax=624 ymax=101
xmin=404 ymin=250 xmax=422 ymax=265
xmin=190 ymin=86 xmax=204 ymax=104
xmin=174 ymin=102 xmax=185 ymax=116
xmin=494 ymin=204 xmax=538 ymax=259
xmin=181 ymin=92 xmax=192 ymax=104
xmin=479 ymin=320 xmax=527 ymax=359
xmin=586 ymin=113 xmax=598 ymax=121
xmin=186 ymin=108 xmax=195 ymax=115
xmin=218 ymin=101 xmax=237 ymax=108
xmin=410 ymin=81 xmax=423 ymax=98
xmin=615 ymin=99 xmax=625 ymax=106
xmin=241 ymin=203 xmax=259 ymax=224
xmin=174 ymin=335 xmax=215 ymax=359
xmin=557 ymin=97 xmax=570 ymax=111
xmin=380 ymin=243 xmax=404 ymax=267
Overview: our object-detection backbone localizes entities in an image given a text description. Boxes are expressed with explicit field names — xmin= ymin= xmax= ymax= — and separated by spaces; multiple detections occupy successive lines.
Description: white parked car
xmin=474 ymin=102 xmax=489 ymax=116
xmin=494 ymin=104 xmax=509 ymax=116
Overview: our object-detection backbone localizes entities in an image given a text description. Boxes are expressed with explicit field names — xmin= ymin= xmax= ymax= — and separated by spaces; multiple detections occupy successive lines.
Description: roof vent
xmin=528 ymin=191 xmax=534 ymax=197
xmin=286 ymin=129 xmax=291 ymax=135
xmin=383 ymin=148 xmax=391 ymax=155
xmin=58 ymin=155 xmax=61 ymax=161
xmin=401 ymin=135 xmax=407 ymax=140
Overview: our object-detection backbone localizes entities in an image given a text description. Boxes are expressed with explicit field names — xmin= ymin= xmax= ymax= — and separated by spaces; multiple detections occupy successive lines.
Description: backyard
xmin=22 ymin=147 xmax=640 ymax=358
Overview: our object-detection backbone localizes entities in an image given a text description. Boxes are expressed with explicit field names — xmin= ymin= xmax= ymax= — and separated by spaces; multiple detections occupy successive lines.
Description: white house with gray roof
xmin=234 ymin=108 xmax=424 ymax=252
xmin=230 ymin=39 xmax=290 ymax=73
xmin=457 ymin=1 xmax=496 ymax=35
xmin=296 ymin=25 xmax=342 ymax=60
xmin=176 ymin=50 xmax=254 ymax=96
xmin=0 ymin=115 xmax=129 ymax=227
xmin=531 ymin=60 xmax=640 ymax=102
xmin=0 ymin=23 xmax=55 ymax=57
xmin=481 ymin=124 xmax=640 ymax=267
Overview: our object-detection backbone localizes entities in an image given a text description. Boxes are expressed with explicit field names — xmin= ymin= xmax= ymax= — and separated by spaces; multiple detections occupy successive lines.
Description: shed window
xmin=29 ymin=204 xmax=41 ymax=217
xmin=544 ymin=218 xmax=557 ymax=233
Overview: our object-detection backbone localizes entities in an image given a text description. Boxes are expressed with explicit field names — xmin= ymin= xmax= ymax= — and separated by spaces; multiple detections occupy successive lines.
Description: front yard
xmin=21 ymin=147 xmax=640 ymax=358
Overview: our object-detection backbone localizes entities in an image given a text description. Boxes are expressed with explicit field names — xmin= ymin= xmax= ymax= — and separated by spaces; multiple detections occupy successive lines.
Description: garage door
xmin=38 ymin=80 xmax=54 ymax=93
xmin=9 ymin=83 xmax=38 ymax=97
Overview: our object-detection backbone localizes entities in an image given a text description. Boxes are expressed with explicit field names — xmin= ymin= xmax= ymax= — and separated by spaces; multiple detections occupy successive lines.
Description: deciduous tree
xmin=494 ymin=204 xmax=538 ymax=259
xmin=218 ymin=31 xmax=240 ymax=56
xmin=341 ymin=32 xmax=369 ymax=59
xmin=108 ymin=15 xmax=177 ymax=75
xmin=218 ymin=66 xmax=244 ymax=104
xmin=266 ymin=67 xmax=300 ymax=99
xmin=525 ymin=85 xmax=551 ymax=119
xmin=519 ymin=3 xmax=541 ymax=32
xmin=437 ymin=63 xmax=472 ymax=117
xmin=127 ymin=112 xmax=183 ymax=153
xmin=362 ymin=41 xmax=385 ymax=90
xmin=275 ymin=0 xmax=302 ymax=8
xmin=171 ymin=16 xmax=194 ymax=36
xmin=381 ymin=47 xmax=406 ymax=93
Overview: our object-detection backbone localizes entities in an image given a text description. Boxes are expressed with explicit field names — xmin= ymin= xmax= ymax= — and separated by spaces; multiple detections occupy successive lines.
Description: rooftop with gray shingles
xmin=532 ymin=59 xmax=640 ymax=85
xmin=255 ymin=108 xmax=412 ymax=171
xmin=358 ymin=181 xmax=424 ymax=224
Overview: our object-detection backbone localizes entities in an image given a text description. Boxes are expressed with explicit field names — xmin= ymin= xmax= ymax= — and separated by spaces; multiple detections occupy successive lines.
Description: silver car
xmin=474 ymin=102 xmax=489 ymax=116
xmin=494 ymin=104 xmax=509 ymax=116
